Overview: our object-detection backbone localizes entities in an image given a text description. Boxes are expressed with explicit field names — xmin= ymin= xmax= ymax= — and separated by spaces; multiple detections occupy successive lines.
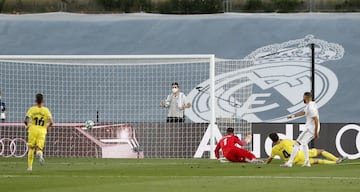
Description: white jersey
xmin=304 ymin=101 xmax=320 ymax=133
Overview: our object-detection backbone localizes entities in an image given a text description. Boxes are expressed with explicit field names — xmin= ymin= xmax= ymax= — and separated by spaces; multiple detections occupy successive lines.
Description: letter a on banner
xmin=194 ymin=124 xmax=222 ymax=158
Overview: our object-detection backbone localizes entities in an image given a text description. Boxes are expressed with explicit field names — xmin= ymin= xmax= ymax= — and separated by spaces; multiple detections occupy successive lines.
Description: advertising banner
xmin=252 ymin=123 xmax=360 ymax=159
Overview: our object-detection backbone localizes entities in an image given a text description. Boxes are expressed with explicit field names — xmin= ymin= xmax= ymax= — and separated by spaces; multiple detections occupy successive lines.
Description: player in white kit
xmin=281 ymin=92 xmax=320 ymax=167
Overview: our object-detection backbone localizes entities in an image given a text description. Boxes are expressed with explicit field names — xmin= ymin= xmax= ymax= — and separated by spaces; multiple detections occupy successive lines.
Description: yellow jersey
xmin=270 ymin=139 xmax=295 ymax=161
xmin=26 ymin=106 xmax=52 ymax=130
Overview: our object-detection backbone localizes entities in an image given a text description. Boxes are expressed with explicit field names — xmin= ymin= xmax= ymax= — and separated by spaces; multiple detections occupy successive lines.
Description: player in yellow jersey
xmin=265 ymin=133 xmax=347 ymax=165
xmin=24 ymin=94 xmax=54 ymax=171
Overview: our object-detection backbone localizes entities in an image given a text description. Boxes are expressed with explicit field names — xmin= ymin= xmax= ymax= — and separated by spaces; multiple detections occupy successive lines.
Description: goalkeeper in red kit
xmin=215 ymin=128 xmax=263 ymax=164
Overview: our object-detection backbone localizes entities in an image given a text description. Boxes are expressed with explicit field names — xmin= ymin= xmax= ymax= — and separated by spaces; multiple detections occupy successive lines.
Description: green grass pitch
xmin=0 ymin=158 xmax=359 ymax=192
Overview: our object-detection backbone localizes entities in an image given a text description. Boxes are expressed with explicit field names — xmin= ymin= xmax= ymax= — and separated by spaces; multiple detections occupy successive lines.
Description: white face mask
xmin=172 ymin=88 xmax=178 ymax=93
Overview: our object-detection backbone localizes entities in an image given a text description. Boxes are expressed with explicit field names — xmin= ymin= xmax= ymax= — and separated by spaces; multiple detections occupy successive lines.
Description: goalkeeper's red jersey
xmin=215 ymin=134 xmax=247 ymax=159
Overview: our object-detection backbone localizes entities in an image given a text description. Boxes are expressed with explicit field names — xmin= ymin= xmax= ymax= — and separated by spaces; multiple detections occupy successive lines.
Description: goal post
xmin=0 ymin=55 xmax=252 ymax=159
xmin=209 ymin=55 xmax=216 ymax=159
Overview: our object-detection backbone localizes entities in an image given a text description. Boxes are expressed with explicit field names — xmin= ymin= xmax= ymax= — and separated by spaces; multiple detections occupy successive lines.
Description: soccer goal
xmin=0 ymin=55 xmax=253 ymax=159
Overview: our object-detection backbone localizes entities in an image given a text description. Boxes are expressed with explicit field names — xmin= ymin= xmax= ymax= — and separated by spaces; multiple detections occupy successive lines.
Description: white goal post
xmin=0 ymin=55 xmax=252 ymax=159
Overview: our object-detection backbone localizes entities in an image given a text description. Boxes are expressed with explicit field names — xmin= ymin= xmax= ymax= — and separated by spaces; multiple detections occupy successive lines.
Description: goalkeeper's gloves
xmin=245 ymin=135 xmax=252 ymax=143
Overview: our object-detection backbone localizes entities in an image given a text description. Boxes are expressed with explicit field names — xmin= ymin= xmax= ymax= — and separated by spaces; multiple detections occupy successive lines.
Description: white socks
xmin=302 ymin=144 xmax=310 ymax=166
xmin=286 ymin=142 xmax=300 ymax=165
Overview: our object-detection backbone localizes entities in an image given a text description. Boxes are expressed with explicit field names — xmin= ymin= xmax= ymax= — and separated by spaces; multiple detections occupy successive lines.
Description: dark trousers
xmin=166 ymin=117 xmax=185 ymax=123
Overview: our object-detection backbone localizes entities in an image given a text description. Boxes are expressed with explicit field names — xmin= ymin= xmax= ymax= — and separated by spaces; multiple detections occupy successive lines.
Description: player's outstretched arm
xmin=235 ymin=136 xmax=248 ymax=146
xmin=265 ymin=157 xmax=273 ymax=164
xmin=244 ymin=135 xmax=252 ymax=143
xmin=287 ymin=111 xmax=305 ymax=119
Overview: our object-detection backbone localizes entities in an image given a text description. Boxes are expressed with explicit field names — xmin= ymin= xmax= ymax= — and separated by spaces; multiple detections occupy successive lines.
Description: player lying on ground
xmin=215 ymin=127 xmax=263 ymax=164
xmin=24 ymin=93 xmax=54 ymax=171
xmin=265 ymin=133 xmax=347 ymax=165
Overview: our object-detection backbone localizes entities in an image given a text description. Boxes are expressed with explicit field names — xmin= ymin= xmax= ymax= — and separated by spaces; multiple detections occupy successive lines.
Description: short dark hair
xmin=304 ymin=92 xmax=312 ymax=97
xmin=171 ymin=82 xmax=179 ymax=87
xmin=269 ymin=133 xmax=279 ymax=142
xmin=36 ymin=93 xmax=44 ymax=104
xmin=226 ymin=127 xmax=234 ymax=134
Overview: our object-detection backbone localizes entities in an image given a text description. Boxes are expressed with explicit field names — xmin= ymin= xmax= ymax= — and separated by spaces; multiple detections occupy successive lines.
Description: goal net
xmin=0 ymin=55 xmax=253 ymax=158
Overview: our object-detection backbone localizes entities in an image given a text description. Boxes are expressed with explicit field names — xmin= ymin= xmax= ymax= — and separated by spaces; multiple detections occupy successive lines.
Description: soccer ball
xmin=85 ymin=120 xmax=95 ymax=130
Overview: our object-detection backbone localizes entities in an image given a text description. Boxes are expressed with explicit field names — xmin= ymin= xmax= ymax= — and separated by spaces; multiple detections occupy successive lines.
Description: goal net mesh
xmin=0 ymin=56 xmax=253 ymax=158
xmin=215 ymin=60 xmax=253 ymax=152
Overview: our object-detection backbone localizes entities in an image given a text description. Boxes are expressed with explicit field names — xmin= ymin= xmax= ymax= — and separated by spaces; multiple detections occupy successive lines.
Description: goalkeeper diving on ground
xmin=215 ymin=127 xmax=263 ymax=164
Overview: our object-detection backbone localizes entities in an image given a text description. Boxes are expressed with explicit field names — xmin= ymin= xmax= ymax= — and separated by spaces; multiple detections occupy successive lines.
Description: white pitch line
xmin=1 ymin=161 xmax=359 ymax=165
xmin=0 ymin=162 xmax=201 ymax=166
xmin=221 ymin=176 xmax=360 ymax=180
xmin=0 ymin=175 xmax=359 ymax=180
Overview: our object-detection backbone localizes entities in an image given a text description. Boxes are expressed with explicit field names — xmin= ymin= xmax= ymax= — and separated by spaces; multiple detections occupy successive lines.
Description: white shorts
xmin=296 ymin=129 xmax=314 ymax=145
xmin=304 ymin=123 xmax=321 ymax=134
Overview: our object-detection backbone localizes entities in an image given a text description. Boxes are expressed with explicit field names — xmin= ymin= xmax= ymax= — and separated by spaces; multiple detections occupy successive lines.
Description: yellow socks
xmin=317 ymin=159 xmax=336 ymax=165
xmin=321 ymin=151 xmax=339 ymax=161
xmin=28 ymin=148 xmax=35 ymax=169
